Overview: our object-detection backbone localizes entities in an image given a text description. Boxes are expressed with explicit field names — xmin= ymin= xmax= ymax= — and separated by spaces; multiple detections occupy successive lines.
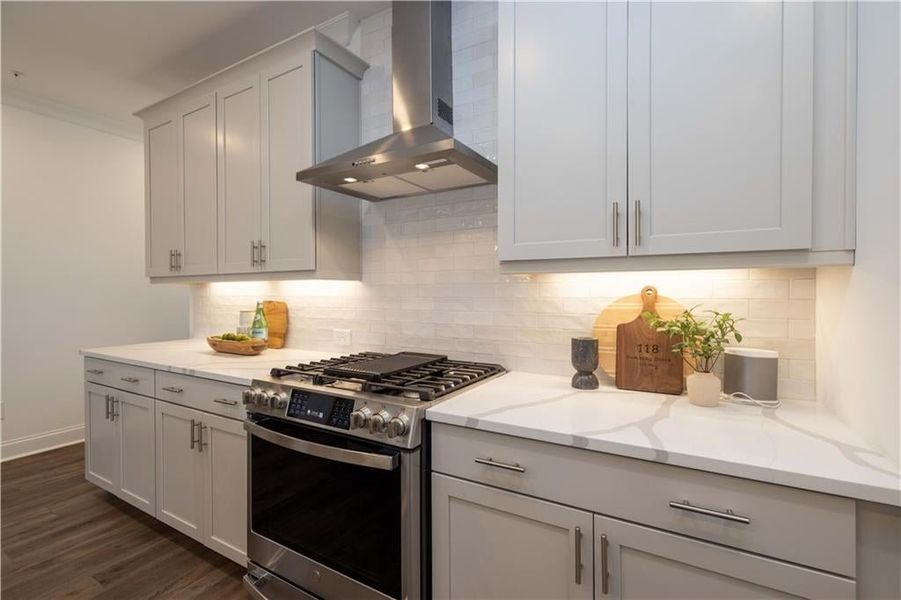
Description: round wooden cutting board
xmin=592 ymin=287 xmax=687 ymax=381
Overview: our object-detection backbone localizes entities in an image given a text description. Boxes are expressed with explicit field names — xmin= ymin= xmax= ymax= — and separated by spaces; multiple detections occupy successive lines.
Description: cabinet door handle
xmin=259 ymin=241 xmax=267 ymax=265
xmin=161 ymin=386 xmax=183 ymax=394
xmin=86 ymin=369 xmax=104 ymax=375
xmin=669 ymin=500 xmax=750 ymax=524
xmin=120 ymin=376 xmax=140 ymax=384
xmin=474 ymin=456 xmax=525 ymax=473
xmin=634 ymin=199 xmax=641 ymax=246
xmin=111 ymin=398 xmax=119 ymax=421
xmin=250 ymin=241 xmax=258 ymax=266
xmin=105 ymin=394 xmax=111 ymax=420
xmin=175 ymin=250 xmax=182 ymax=271
xmin=190 ymin=418 xmax=196 ymax=449
xmin=213 ymin=398 xmax=238 ymax=406
xmin=197 ymin=423 xmax=208 ymax=453
xmin=612 ymin=201 xmax=620 ymax=247
xmin=574 ymin=526 xmax=583 ymax=585
xmin=600 ymin=533 xmax=609 ymax=595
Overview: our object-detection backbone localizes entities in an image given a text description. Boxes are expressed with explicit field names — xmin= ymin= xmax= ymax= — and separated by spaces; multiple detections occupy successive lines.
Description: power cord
xmin=721 ymin=391 xmax=781 ymax=409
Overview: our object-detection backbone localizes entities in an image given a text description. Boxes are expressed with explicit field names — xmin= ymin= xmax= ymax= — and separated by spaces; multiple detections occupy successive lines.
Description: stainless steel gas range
xmin=242 ymin=352 xmax=505 ymax=600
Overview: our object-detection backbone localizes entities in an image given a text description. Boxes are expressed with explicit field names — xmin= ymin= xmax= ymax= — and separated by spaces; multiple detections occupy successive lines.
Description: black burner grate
xmin=270 ymin=352 xmax=505 ymax=401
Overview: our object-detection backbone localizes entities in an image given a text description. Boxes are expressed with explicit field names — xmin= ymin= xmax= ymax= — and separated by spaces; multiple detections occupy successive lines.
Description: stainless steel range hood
xmin=297 ymin=1 xmax=497 ymax=202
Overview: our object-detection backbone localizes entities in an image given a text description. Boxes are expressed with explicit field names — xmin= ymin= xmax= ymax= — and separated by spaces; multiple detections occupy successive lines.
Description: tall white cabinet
xmin=137 ymin=29 xmax=367 ymax=280
xmin=498 ymin=1 xmax=857 ymax=269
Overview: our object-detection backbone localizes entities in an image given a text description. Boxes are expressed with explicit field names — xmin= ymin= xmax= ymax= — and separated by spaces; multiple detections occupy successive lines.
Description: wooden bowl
xmin=206 ymin=336 xmax=268 ymax=356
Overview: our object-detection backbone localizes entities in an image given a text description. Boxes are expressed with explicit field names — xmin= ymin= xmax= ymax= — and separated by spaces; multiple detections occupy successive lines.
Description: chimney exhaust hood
xmin=296 ymin=1 xmax=497 ymax=202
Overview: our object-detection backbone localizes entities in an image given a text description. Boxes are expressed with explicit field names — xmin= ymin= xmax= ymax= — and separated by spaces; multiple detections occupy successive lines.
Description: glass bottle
xmin=251 ymin=302 xmax=269 ymax=341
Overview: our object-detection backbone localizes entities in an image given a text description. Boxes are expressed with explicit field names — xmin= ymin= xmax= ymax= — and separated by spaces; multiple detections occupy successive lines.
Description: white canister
xmin=723 ymin=348 xmax=779 ymax=401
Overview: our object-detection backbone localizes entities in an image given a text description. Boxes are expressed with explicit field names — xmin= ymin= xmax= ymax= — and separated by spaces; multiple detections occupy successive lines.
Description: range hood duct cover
xmin=297 ymin=1 xmax=497 ymax=202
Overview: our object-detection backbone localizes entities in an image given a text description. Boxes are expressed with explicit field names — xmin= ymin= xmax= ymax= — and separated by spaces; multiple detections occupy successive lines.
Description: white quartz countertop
xmin=81 ymin=339 xmax=333 ymax=386
xmin=426 ymin=372 xmax=901 ymax=506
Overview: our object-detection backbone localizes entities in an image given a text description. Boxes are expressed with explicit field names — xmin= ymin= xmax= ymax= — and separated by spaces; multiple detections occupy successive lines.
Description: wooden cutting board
xmin=262 ymin=301 xmax=288 ymax=349
xmin=591 ymin=286 xmax=686 ymax=394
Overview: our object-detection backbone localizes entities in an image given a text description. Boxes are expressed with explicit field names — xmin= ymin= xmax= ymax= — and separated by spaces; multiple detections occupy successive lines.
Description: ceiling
xmin=1 ymin=1 xmax=387 ymax=134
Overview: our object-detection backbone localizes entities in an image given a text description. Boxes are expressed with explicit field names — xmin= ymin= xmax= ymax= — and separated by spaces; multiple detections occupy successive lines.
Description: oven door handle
xmin=244 ymin=421 xmax=399 ymax=471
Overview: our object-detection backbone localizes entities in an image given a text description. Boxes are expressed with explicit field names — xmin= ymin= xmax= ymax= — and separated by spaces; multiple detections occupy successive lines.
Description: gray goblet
xmin=571 ymin=337 xmax=599 ymax=390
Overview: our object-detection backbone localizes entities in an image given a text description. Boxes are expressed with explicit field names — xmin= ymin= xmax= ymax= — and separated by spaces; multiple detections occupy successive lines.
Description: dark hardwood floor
xmin=1 ymin=443 xmax=246 ymax=599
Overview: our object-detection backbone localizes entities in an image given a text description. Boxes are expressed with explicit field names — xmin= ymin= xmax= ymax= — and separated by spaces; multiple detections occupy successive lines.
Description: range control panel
xmin=286 ymin=390 xmax=354 ymax=430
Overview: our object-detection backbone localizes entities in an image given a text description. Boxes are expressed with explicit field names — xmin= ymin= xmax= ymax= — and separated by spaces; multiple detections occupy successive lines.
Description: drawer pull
xmin=213 ymin=398 xmax=238 ymax=406
xmin=600 ymin=534 xmax=609 ymax=594
xmin=161 ymin=386 xmax=183 ymax=394
xmin=86 ymin=369 xmax=104 ymax=375
xmin=669 ymin=500 xmax=750 ymax=525
xmin=574 ymin=526 xmax=582 ymax=585
xmin=120 ymin=376 xmax=140 ymax=384
xmin=474 ymin=456 xmax=526 ymax=473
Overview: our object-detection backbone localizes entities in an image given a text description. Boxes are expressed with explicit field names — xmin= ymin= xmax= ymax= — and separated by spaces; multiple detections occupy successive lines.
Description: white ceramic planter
xmin=687 ymin=372 xmax=721 ymax=407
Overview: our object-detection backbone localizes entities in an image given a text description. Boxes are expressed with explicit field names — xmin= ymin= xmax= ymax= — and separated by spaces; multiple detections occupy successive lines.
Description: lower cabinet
xmin=85 ymin=383 xmax=155 ymax=515
xmin=432 ymin=473 xmax=855 ymax=600
xmin=595 ymin=515 xmax=855 ymax=599
xmin=431 ymin=473 xmax=593 ymax=600
xmin=155 ymin=399 xmax=247 ymax=564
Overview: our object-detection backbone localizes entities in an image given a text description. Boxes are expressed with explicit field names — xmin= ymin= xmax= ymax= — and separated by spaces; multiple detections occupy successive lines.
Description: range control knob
xmin=369 ymin=410 xmax=391 ymax=434
xmin=349 ymin=407 xmax=372 ymax=430
xmin=242 ymin=389 xmax=256 ymax=405
xmin=252 ymin=388 xmax=267 ymax=405
xmin=267 ymin=391 xmax=288 ymax=409
xmin=387 ymin=414 xmax=410 ymax=439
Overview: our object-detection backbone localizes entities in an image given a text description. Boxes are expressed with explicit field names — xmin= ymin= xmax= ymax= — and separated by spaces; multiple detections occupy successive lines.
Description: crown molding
xmin=1 ymin=88 xmax=143 ymax=142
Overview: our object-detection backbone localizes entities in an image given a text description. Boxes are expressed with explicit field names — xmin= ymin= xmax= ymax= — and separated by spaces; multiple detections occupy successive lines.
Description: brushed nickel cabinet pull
xmin=612 ymin=202 xmax=620 ymax=247
xmin=600 ymin=534 xmax=610 ymax=594
xmin=197 ymin=424 xmax=208 ymax=453
xmin=168 ymin=249 xmax=174 ymax=271
xmin=473 ymin=457 xmax=526 ymax=473
xmin=105 ymin=394 xmax=111 ymax=420
xmin=213 ymin=398 xmax=238 ymax=406
xmin=111 ymin=398 xmax=119 ymax=421
xmin=574 ymin=526 xmax=583 ymax=585
xmin=161 ymin=386 xmax=183 ymax=394
xmin=669 ymin=500 xmax=750 ymax=524
xmin=190 ymin=418 xmax=196 ymax=450
xmin=87 ymin=369 xmax=104 ymax=375
xmin=120 ymin=376 xmax=140 ymax=384
xmin=634 ymin=199 xmax=641 ymax=246
xmin=250 ymin=241 xmax=258 ymax=266
xmin=259 ymin=241 xmax=267 ymax=265
xmin=175 ymin=250 xmax=182 ymax=271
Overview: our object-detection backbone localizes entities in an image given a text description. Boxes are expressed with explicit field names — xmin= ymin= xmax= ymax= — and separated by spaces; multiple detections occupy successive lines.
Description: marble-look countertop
xmin=81 ymin=339 xmax=333 ymax=386
xmin=427 ymin=372 xmax=901 ymax=506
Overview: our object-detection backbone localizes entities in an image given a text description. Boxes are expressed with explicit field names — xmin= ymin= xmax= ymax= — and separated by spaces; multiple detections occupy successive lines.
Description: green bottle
xmin=251 ymin=302 xmax=268 ymax=341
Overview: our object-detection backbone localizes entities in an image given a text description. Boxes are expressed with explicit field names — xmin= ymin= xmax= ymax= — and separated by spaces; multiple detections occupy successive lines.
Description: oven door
xmin=246 ymin=417 xmax=420 ymax=600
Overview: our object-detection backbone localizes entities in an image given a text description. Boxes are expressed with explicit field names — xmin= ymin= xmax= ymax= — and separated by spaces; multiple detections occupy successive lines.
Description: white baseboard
xmin=1 ymin=425 xmax=85 ymax=462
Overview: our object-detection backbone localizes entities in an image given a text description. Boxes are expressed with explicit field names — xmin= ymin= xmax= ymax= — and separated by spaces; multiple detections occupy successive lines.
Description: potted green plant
xmin=643 ymin=308 xmax=743 ymax=407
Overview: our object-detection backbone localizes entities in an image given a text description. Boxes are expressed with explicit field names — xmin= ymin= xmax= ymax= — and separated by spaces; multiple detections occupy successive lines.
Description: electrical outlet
xmin=333 ymin=329 xmax=352 ymax=346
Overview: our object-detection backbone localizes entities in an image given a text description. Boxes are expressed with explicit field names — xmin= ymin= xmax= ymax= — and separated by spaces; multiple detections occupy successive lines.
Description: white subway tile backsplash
xmin=189 ymin=4 xmax=817 ymax=402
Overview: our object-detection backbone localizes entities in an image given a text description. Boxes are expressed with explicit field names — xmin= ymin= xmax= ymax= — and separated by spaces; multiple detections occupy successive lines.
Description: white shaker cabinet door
xmin=85 ymin=383 xmax=119 ymax=494
xmin=595 ymin=515 xmax=855 ymax=599
xmin=432 ymin=474 xmax=593 ymax=600
xmin=217 ymin=76 xmax=262 ymax=274
xmin=627 ymin=1 xmax=814 ymax=255
xmin=261 ymin=57 xmax=316 ymax=273
xmin=498 ymin=1 xmax=628 ymax=260
xmin=201 ymin=412 xmax=247 ymax=564
xmin=115 ymin=391 xmax=155 ymax=516
xmin=145 ymin=113 xmax=182 ymax=276
xmin=155 ymin=401 xmax=204 ymax=542
xmin=178 ymin=93 xmax=218 ymax=276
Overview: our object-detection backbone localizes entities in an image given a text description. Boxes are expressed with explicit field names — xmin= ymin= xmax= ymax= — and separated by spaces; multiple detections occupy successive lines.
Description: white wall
xmin=817 ymin=2 xmax=900 ymax=463
xmin=1 ymin=105 xmax=190 ymax=460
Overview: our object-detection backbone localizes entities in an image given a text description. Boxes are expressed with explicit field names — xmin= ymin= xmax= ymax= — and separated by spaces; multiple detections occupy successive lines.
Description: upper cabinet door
xmin=178 ymin=93 xmax=218 ymax=276
xmin=217 ymin=76 xmax=262 ymax=274
xmin=145 ymin=114 xmax=182 ymax=276
xmin=498 ymin=1 xmax=628 ymax=260
xmin=261 ymin=57 xmax=316 ymax=272
xmin=628 ymin=2 xmax=814 ymax=255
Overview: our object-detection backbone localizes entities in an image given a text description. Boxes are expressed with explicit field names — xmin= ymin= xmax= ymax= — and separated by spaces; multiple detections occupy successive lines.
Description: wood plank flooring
xmin=1 ymin=443 xmax=246 ymax=599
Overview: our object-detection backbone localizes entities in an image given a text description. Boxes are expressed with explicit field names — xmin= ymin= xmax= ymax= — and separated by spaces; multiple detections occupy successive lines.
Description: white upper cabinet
xmin=136 ymin=30 xmax=367 ymax=280
xmin=178 ymin=93 xmax=218 ymax=276
xmin=498 ymin=1 xmax=856 ymax=270
xmin=261 ymin=57 xmax=316 ymax=272
xmin=145 ymin=113 xmax=181 ymax=277
xmin=498 ymin=1 xmax=627 ymax=260
xmin=628 ymin=1 xmax=813 ymax=256
xmin=217 ymin=76 xmax=262 ymax=274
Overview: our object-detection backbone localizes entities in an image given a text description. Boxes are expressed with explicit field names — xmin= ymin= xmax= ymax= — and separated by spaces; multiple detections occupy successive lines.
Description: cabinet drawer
xmin=84 ymin=358 xmax=154 ymax=397
xmin=431 ymin=423 xmax=855 ymax=577
xmin=155 ymin=372 xmax=246 ymax=420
